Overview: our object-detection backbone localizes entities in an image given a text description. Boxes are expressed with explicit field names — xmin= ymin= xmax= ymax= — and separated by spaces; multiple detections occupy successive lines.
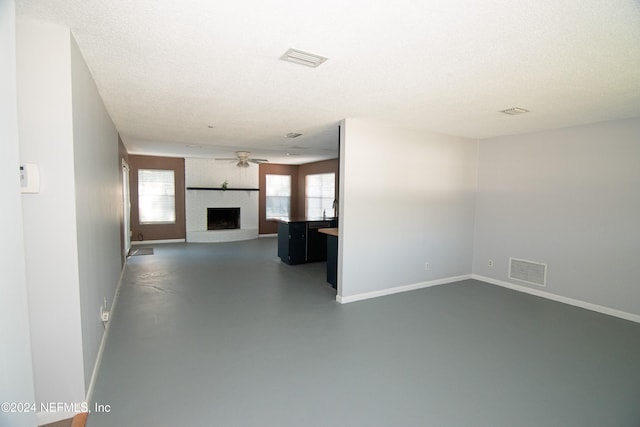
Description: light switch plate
xmin=20 ymin=163 xmax=40 ymax=193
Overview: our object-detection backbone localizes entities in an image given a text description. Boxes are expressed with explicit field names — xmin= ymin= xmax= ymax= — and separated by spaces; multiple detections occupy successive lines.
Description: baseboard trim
xmin=131 ymin=239 xmax=185 ymax=245
xmin=472 ymin=274 xmax=640 ymax=324
xmin=337 ymin=274 xmax=472 ymax=304
xmin=85 ymin=262 xmax=127 ymax=406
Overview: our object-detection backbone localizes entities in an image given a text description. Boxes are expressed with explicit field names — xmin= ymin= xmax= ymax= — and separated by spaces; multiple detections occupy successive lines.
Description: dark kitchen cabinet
xmin=278 ymin=222 xmax=306 ymax=264
xmin=276 ymin=219 xmax=337 ymax=265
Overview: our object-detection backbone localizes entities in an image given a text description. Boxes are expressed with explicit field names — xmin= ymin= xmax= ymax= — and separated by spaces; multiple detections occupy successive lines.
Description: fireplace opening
xmin=207 ymin=208 xmax=240 ymax=230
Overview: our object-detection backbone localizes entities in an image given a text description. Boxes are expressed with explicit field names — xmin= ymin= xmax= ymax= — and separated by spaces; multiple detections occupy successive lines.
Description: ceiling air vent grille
xmin=509 ymin=258 xmax=547 ymax=287
xmin=500 ymin=107 xmax=530 ymax=115
xmin=280 ymin=48 xmax=328 ymax=68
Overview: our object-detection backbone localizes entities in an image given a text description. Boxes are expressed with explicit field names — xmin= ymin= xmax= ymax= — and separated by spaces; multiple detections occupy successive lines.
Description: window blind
xmin=305 ymin=173 xmax=335 ymax=217
xmin=266 ymin=174 xmax=291 ymax=218
xmin=138 ymin=169 xmax=176 ymax=224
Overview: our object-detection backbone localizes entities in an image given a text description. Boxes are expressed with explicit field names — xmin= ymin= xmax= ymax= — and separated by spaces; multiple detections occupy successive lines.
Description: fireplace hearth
xmin=207 ymin=207 xmax=240 ymax=230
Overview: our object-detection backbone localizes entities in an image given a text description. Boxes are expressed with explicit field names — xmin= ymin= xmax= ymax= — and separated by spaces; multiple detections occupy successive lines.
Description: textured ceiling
xmin=16 ymin=0 xmax=640 ymax=164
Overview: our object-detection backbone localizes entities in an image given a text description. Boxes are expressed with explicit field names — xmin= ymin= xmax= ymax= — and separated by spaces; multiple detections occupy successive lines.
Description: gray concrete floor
xmin=87 ymin=237 xmax=640 ymax=427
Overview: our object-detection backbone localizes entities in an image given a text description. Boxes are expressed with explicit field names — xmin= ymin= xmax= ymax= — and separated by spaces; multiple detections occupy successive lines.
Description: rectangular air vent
xmin=509 ymin=257 xmax=547 ymax=287
xmin=280 ymin=48 xmax=328 ymax=68
xmin=500 ymin=107 xmax=530 ymax=115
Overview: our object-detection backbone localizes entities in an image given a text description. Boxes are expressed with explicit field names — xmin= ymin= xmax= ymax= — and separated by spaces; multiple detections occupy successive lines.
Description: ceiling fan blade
xmin=249 ymin=158 xmax=268 ymax=164
xmin=215 ymin=158 xmax=238 ymax=161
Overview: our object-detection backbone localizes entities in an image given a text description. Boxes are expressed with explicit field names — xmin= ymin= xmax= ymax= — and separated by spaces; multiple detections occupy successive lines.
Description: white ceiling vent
xmin=509 ymin=258 xmax=547 ymax=287
xmin=285 ymin=132 xmax=302 ymax=138
xmin=500 ymin=107 xmax=530 ymax=115
xmin=280 ymin=48 xmax=328 ymax=68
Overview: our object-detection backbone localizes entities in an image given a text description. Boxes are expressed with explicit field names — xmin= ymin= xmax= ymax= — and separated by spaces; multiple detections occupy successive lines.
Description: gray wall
xmin=339 ymin=119 xmax=478 ymax=298
xmin=473 ymin=117 xmax=640 ymax=316
xmin=17 ymin=19 xmax=86 ymax=419
xmin=17 ymin=18 xmax=122 ymax=424
xmin=71 ymin=36 xmax=121 ymax=392
xmin=0 ymin=2 xmax=37 ymax=426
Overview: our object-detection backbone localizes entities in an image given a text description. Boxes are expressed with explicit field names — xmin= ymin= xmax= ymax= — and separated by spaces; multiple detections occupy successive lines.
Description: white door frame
xmin=122 ymin=159 xmax=131 ymax=257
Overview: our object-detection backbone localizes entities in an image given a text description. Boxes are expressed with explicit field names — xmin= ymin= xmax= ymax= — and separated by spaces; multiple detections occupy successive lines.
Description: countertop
xmin=318 ymin=228 xmax=339 ymax=237
xmin=269 ymin=216 xmax=338 ymax=224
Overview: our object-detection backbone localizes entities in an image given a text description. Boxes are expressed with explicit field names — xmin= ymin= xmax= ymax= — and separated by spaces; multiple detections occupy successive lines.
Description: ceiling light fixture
xmin=500 ymin=107 xmax=530 ymax=115
xmin=280 ymin=48 xmax=328 ymax=68
xmin=285 ymin=132 xmax=302 ymax=138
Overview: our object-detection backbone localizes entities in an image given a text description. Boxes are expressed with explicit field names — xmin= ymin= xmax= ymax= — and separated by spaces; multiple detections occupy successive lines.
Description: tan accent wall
xmin=258 ymin=159 xmax=339 ymax=234
xmin=129 ymin=155 xmax=186 ymax=241
xmin=258 ymin=163 xmax=299 ymax=234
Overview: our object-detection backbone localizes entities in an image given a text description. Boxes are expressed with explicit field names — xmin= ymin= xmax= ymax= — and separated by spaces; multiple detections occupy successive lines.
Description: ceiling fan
xmin=215 ymin=151 xmax=269 ymax=168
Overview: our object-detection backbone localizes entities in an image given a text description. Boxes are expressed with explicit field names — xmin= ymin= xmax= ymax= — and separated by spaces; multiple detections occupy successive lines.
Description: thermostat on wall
xmin=20 ymin=163 xmax=40 ymax=193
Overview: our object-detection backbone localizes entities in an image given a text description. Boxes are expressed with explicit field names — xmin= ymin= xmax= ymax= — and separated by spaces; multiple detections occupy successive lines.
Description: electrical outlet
xmin=100 ymin=297 xmax=110 ymax=322
xmin=488 ymin=259 xmax=494 ymax=267
xmin=424 ymin=262 xmax=431 ymax=271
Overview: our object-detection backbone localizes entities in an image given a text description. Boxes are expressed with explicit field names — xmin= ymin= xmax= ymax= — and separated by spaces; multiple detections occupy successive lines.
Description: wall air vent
xmin=500 ymin=107 xmax=530 ymax=115
xmin=509 ymin=258 xmax=547 ymax=287
xmin=280 ymin=48 xmax=328 ymax=68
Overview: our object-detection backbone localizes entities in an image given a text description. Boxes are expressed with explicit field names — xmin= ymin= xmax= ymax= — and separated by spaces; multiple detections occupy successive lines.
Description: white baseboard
xmin=472 ymin=274 xmax=640 ymax=324
xmin=131 ymin=239 xmax=185 ymax=245
xmin=337 ymin=274 xmax=472 ymax=304
xmin=85 ymin=262 xmax=127 ymax=406
xmin=259 ymin=233 xmax=277 ymax=238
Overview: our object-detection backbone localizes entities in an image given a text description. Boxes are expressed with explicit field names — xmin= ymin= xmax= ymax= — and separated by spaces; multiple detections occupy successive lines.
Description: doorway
xmin=122 ymin=159 xmax=131 ymax=257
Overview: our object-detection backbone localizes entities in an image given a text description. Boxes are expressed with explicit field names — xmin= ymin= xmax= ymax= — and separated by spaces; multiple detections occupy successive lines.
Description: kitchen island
xmin=271 ymin=217 xmax=337 ymax=265
xmin=318 ymin=228 xmax=338 ymax=288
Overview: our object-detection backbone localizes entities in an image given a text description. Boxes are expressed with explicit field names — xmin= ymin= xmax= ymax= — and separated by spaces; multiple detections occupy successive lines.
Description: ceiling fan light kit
xmin=215 ymin=151 xmax=269 ymax=167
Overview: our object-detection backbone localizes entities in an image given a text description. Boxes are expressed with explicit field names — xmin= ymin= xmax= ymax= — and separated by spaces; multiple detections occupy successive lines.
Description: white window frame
xmin=138 ymin=169 xmax=176 ymax=224
xmin=305 ymin=173 xmax=335 ymax=217
xmin=265 ymin=174 xmax=291 ymax=219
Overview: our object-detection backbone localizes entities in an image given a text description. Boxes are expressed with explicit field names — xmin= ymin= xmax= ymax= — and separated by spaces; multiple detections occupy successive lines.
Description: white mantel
xmin=185 ymin=158 xmax=259 ymax=242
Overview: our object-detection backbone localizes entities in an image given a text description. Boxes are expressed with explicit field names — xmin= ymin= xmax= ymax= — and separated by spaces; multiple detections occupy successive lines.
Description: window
xmin=266 ymin=174 xmax=291 ymax=218
xmin=305 ymin=173 xmax=335 ymax=217
xmin=138 ymin=169 xmax=176 ymax=224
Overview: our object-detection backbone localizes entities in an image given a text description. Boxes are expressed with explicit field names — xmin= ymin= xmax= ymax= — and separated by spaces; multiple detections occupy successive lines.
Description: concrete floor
xmin=87 ymin=237 xmax=640 ymax=427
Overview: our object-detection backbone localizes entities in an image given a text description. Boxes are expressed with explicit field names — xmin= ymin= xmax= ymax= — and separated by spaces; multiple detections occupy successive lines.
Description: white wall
xmin=17 ymin=19 xmax=86 ymax=422
xmin=186 ymin=157 xmax=258 ymax=188
xmin=473 ymin=117 xmax=640 ymax=317
xmin=339 ymin=119 xmax=478 ymax=299
xmin=70 ymin=35 xmax=121 ymax=393
xmin=17 ymin=18 xmax=121 ymax=424
xmin=0 ymin=2 xmax=37 ymax=426
xmin=185 ymin=158 xmax=259 ymax=242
